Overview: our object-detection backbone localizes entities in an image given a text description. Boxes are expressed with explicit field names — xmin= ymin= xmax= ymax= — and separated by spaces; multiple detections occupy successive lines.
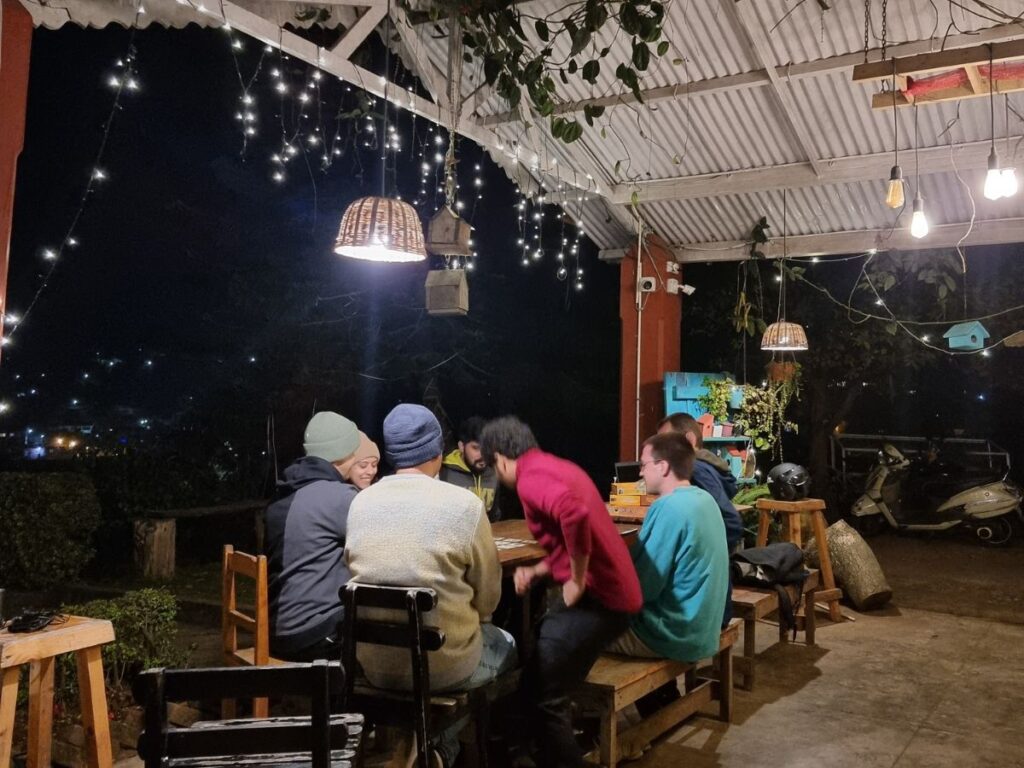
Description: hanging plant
xmin=733 ymin=371 xmax=801 ymax=458
xmin=418 ymin=0 xmax=670 ymax=143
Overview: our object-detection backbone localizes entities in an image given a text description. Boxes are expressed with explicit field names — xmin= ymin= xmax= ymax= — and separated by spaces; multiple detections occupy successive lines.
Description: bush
xmin=60 ymin=588 xmax=188 ymax=700
xmin=0 ymin=472 xmax=101 ymax=589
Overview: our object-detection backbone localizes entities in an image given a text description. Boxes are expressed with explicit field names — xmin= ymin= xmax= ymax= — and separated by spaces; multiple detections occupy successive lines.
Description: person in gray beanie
xmin=346 ymin=403 xmax=515 ymax=768
xmin=265 ymin=410 xmax=361 ymax=661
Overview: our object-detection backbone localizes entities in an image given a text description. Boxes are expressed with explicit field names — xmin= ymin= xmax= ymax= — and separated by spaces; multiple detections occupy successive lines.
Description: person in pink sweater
xmin=481 ymin=416 xmax=642 ymax=768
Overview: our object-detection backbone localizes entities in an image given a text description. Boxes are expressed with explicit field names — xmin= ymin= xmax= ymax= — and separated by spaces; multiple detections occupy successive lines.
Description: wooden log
xmin=133 ymin=518 xmax=176 ymax=581
xmin=804 ymin=520 xmax=892 ymax=610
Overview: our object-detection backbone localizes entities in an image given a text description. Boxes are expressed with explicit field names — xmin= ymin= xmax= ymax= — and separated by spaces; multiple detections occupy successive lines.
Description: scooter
xmin=850 ymin=443 xmax=1023 ymax=546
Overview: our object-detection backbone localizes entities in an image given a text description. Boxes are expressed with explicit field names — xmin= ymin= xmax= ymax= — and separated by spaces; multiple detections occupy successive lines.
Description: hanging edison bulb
xmin=910 ymin=195 xmax=929 ymax=239
xmin=885 ymin=166 xmax=905 ymax=208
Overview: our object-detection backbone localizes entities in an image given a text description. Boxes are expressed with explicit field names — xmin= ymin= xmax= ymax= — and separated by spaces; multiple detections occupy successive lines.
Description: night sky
xmin=1 ymin=25 xmax=627 ymax=481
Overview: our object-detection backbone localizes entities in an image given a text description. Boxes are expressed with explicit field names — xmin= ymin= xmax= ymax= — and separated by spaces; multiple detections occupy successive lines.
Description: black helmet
xmin=767 ymin=463 xmax=810 ymax=501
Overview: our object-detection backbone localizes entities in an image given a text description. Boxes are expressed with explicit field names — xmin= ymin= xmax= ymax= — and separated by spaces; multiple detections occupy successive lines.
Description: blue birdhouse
xmin=943 ymin=321 xmax=990 ymax=351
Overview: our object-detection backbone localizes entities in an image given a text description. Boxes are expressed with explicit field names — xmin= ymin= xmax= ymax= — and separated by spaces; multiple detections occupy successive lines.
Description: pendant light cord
xmin=989 ymin=44 xmax=995 ymax=153
xmin=914 ymin=104 xmax=920 ymax=197
xmin=892 ymin=63 xmax=898 ymax=167
xmin=381 ymin=0 xmax=391 ymax=199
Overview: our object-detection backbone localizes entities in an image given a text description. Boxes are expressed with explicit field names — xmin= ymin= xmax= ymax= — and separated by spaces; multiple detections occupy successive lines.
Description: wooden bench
xmin=731 ymin=568 xmax=819 ymax=691
xmin=578 ymin=619 xmax=740 ymax=768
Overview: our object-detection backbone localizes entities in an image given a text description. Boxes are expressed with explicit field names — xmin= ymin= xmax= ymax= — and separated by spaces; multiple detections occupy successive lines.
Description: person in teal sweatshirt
xmin=607 ymin=431 xmax=729 ymax=663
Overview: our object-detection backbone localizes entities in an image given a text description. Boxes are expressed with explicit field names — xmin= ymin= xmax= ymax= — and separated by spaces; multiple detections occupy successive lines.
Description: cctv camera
xmin=639 ymin=276 xmax=657 ymax=293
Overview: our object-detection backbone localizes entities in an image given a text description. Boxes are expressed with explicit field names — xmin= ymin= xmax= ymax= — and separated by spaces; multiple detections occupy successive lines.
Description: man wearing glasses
xmin=607 ymin=432 xmax=729 ymax=664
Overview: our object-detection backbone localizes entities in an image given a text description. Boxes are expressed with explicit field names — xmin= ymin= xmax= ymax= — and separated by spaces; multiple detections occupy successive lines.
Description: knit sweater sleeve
xmin=466 ymin=506 xmax=502 ymax=622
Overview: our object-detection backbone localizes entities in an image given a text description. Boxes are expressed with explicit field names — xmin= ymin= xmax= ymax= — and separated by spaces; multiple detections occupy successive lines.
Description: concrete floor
xmin=153 ymin=532 xmax=1024 ymax=768
xmin=636 ymin=532 xmax=1024 ymax=768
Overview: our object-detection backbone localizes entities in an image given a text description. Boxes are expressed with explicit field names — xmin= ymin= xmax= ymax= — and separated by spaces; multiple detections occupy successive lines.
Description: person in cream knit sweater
xmin=346 ymin=404 xmax=516 ymax=768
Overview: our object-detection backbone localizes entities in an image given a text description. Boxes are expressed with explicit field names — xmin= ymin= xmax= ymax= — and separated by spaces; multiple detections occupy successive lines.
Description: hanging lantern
xmin=425 ymin=268 xmax=469 ymax=316
xmin=334 ymin=197 xmax=426 ymax=263
xmin=761 ymin=320 xmax=809 ymax=352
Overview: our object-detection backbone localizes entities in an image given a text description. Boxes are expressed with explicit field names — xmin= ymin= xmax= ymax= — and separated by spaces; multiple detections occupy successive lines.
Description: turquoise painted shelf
xmin=704 ymin=436 xmax=751 ymax=442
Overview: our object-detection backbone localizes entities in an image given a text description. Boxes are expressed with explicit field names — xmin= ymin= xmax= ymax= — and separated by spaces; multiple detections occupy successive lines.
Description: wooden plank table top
xmin=606 ymin=501 xmax=754 ymax=525
xmin=491 ymin=520 xmax=639 ymax=573
xmin=0 ymin=616 xmax=114 ymax=669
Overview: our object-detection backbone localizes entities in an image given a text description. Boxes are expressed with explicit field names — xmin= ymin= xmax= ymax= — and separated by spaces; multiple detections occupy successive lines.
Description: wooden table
xmin=606 ymin=501 xmax=753 ymax=525
xmin=0 ymin=616 xmax=115 ymax=768
xmin=491 ymin=520 xmax=639 ymax=574
xmin=755 ymin=498 xmax=844 ymax=622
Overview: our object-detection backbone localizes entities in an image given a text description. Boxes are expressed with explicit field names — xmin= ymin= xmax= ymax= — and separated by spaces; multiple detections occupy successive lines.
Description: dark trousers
xmin=524 ymin=592 xmax=631 ymax=768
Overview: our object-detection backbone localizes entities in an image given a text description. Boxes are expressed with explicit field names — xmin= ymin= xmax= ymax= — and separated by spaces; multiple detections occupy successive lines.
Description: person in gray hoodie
xmin=265 ymin=411 xmax=361 ymax=661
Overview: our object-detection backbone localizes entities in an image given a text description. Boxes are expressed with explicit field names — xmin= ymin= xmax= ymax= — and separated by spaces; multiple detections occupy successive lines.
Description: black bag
xmin=730 ymin=543 xmax=808 ymax=637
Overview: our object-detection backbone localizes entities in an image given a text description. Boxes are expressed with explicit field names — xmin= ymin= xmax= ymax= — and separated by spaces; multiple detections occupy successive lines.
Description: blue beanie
xmin=384 ymin=404 xmax=443 ymax=469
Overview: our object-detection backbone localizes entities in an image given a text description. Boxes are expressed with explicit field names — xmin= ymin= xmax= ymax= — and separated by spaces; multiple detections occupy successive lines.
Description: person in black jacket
xmin=264 ymin=411 xmax=361 ymax=661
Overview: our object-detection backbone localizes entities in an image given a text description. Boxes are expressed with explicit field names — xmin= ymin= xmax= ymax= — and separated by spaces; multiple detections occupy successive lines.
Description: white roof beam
xmin=672 ymin=217 xmax=1024 ymax=262
xmin=721 ymin=0 xmax=822 ymax=176
xmin=609 ymin=136 xmax=1024 ymax=205
xmin=329 ymin=4 xmax=386 ymax=59
xmin=477 ymin=21 xmax=1024 ymax=127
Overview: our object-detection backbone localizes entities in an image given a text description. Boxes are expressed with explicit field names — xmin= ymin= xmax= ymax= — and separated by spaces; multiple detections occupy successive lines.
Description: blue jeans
xmin=435 ymin=624 xmax=518 ymax=765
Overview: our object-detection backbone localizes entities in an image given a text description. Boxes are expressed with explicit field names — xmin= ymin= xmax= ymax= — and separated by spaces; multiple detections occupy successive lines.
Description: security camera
xmin=639 ymin=276 xmax=657 ymax=293
xmin=666 ymin=279 xmax=697 ymax=296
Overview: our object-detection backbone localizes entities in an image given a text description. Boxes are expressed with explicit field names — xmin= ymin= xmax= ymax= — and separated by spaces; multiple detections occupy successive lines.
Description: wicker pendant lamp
xmin=334 ymin=0 xmax=426 ymax=263
xmin=761 ymin=190 xmax=809 ymax=352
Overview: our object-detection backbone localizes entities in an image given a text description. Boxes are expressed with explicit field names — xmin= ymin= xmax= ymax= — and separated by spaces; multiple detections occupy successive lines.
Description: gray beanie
xmin=383 ymin=404 xmax=443 ymax=469
xmin=303 ymin=411 xmax=360 ymax=463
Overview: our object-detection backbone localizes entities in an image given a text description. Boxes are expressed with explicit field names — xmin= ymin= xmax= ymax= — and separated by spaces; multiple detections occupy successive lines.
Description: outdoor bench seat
xmin=731 ymin=567 xmax=820 ymax=691
xmin=577 ymin=618 xmax=740 ymax=768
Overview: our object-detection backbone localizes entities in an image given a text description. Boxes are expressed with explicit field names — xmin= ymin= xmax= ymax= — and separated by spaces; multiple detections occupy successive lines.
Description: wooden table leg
xmin=810 ymin=510 xmax=843 ymax=622
xmin=76 ymin=646 xmax=113 ymax=768
xmin=787 ymin=513 xmax=802 ymax=547
xmin=1 ymin=667 xmax=20 ymax=768
xmin=27 ymin=657 xmax=55 ymax=768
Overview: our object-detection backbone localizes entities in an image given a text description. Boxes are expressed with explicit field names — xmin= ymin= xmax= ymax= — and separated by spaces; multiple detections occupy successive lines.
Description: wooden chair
xmin=222 ymin=544 xmax=284 ymax=718
xmin=341 ymin=583 xmax=519 ymax=768
xmin=133 ymin=660 xmax=364 ymax=768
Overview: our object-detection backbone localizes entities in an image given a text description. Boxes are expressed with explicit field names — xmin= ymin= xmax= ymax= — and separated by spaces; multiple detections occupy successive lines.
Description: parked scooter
xmin=850 ymin=443 xmax=1023 ymax=545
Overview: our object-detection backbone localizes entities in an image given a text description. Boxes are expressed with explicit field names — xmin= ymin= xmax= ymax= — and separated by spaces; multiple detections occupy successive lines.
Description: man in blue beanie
xmin=265 ymin=410 xmax=361 ymax=661
xmin=347 ymin=403 xmax=515 ymax=768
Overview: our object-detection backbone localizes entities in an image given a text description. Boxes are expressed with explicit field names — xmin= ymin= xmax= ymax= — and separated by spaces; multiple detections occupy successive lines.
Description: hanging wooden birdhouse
xmin=427 ymin=207 xmax=472 ymax=257
xmin=943 ymin=321 xmax=990 ymax=351
xmin=425 ymin=268 xmax=469 ymax=316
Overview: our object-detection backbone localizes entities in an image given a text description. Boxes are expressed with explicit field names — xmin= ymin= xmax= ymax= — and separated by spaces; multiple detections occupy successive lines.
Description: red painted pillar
xmin=618 ymin=234 xmax=681 ymax=461
xmin=0 ymin=0 xmax=32 ymax=364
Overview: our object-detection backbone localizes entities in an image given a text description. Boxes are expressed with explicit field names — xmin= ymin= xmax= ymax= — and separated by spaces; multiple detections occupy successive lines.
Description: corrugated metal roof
xmin=29 ymin=0 xmax=1024 ymax=252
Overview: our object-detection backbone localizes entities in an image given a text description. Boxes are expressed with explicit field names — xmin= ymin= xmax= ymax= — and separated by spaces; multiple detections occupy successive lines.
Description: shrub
xmin=59 ymin=588 xmax=188 ymax=704
xmin=0 ymin=472 xmax=101 ymax=589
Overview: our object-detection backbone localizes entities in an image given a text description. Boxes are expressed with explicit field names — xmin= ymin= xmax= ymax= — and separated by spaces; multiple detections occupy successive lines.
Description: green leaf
xmin=630 ymin=189 xmax=640 ymax=207
xmin=887 ymin=322 xmax=898 ymax=335
xmin=551 ymin=117 xmax=566 ymax=140
xmin=883 ymin=274 xmax=896 ymax=291
xmin=600 ymin=126 xmax=607 ymax=139
xmin=559 ymin=68 xmax=569 ymax=85
xmin=570 ymin=27 xmax=592 ymax=57
xmin=620 ymin=4 xmax=641 ymax=34
xmin=484 ymin=56 xmax=502 ymax=85
xmin=534 ymin=19 xmax=549 ymax=42
xmin=589 ymin=105 xmax=605 ymax=118
xmin=564 ymin=120 xmax=584 ymax=143
xmin=632 ymin=41 xmax=651 ymax=71
xmin=582 ymin=59 xmax=600 ymax=84
xmin=568 ymin=59 xmax=578 ymax=75
xmin=657 ymin=40 xmax=670 ymax=56
xmin=614 ymin=159 xmax=623 ymax=175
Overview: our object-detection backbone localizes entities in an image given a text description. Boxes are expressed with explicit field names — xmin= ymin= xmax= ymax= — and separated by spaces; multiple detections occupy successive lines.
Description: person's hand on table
xmin=514 ymin=560 xmax=550 ymax=595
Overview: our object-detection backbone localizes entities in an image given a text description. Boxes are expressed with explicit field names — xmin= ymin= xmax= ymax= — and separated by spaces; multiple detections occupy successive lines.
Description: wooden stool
xmin=0 ymin=615 xmax=115 ymax=768
xmin=755 ymin=498 xmax=844 ymax=622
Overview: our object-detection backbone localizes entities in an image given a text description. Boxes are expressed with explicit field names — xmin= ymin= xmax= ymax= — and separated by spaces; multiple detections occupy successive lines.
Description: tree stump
xmin=804 ymin=519 xmax=892 ymax=610
xmin=133 ymin=519 xmax=176 ymax=580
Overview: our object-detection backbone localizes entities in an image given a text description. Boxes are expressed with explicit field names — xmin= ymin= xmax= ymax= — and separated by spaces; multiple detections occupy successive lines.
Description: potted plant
xmin=696 ymin=377 xmax=735 ymax=423
xmin=766 ymin=357 xmax=800 ymax=383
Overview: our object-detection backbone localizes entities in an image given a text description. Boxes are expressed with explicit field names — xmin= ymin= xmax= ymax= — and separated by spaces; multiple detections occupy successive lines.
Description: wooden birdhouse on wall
xmin=425 ymin=268 xmax=469 ymax=316
xmin=427 ymin=207 xmax=472 ymax=257
xmin=943 ymin=321 xmax=990 ymax=351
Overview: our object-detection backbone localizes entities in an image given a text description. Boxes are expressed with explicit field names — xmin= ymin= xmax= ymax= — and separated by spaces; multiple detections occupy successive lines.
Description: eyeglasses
xmin=639 ymin=459 xmax=665 ymax=470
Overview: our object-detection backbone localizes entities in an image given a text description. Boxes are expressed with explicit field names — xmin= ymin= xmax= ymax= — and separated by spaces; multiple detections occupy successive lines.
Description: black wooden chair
xmin=341 ymin=583 xmax=520 ymax=768
xmin=133 ymin=660 xmax=364 ymax=768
